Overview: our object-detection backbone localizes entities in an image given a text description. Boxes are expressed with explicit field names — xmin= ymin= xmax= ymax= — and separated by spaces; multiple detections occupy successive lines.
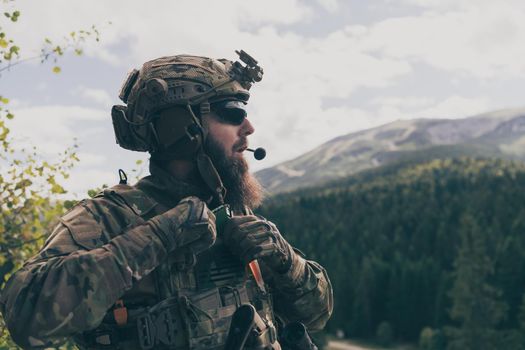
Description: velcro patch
xmin=60 ymin=205 xmax=104 ymax=250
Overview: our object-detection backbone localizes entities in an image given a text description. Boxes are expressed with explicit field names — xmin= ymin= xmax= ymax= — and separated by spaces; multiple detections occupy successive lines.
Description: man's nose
xmin=240 ymin=118 xmax=255 ymax=136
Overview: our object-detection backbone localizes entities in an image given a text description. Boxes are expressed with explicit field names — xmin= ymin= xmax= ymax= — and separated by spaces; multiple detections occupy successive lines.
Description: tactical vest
xmin=72 ymin=184 xmax=277 ymax=350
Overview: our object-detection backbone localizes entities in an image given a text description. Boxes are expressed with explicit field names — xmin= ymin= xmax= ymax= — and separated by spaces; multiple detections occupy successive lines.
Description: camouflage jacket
xmin=0 ymin=162 xmax=333 ymax=349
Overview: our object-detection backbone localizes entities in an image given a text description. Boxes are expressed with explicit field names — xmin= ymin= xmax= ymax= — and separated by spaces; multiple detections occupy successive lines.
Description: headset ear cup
xmin=153 ymin=107 xmax=202 ymax=159
xmin=111 ymin=105 xmax=151 ymax=151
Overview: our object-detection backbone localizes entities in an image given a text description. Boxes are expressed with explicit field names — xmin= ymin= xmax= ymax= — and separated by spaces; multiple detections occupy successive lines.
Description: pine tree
xmin=446 ymin=213 xmax=508 ymax=350
xmin=351 ymin=255 xmax=375 ymax=337
xmin=514 ymin=293 xmax=525 ymax=349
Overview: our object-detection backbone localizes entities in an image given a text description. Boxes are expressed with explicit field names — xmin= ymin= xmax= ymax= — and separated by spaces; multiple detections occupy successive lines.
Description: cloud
xmin=371 ymin=96 xmax=435 ymax=109
xmin=370 ymin=94 xmax=490 ymax=121
xmin=370 ymin=95 xmax=490 ymax=119
xmin=4 ymin=0 xmax=314 ymax=66
xmin=75 ymin=152 xmax=107 ymax=167
xmin=8 ymin=104 xmax=107 ymax=155
xmin=409 ymin=95 xmax=490 ymax=119
xmin=316 ymin=0 xmax=339 ymax=12
xmin=73 ymin=86 xmax=113 ymax=107
xmin=396 ymin=0 xmax=522 ymax=11
xmin=362 ymin=2 xmax=525 ymax=78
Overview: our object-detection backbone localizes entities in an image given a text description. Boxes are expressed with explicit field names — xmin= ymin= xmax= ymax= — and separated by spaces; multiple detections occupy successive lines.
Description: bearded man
xmin=0 ymin=51 xmax=333 ymax=350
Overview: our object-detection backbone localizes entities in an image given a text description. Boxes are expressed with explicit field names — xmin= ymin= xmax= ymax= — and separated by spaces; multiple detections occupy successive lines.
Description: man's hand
xmin=223 ymin=215 xmax=293 ymax=273
xmin=149 ymin=196 xmax=216 ymax=255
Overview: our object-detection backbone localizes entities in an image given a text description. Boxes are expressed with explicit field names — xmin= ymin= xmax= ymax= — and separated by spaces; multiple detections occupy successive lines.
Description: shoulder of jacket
xmin=96 ymin=184 xmax=158 ymax=218
xmin=58 ymin=184 xmax=158 ymax=250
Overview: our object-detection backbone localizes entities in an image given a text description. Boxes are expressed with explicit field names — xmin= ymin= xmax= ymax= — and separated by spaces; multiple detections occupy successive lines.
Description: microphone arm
xmin=246 ymin=147 xmax=266 ymax=160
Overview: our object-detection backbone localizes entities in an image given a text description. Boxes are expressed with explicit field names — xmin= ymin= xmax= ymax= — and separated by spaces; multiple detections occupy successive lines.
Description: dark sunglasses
xmin=211 ymin=100 xmax=248 ymax=125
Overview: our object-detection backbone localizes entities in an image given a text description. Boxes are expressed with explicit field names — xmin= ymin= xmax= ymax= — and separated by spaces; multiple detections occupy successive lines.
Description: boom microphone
xmin=246 ymin=147 xmax=266 ymax=160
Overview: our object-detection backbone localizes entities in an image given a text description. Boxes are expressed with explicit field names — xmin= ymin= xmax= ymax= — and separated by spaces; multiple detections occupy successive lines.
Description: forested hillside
xmin=259 ymin=157 xmax=525 ymax=349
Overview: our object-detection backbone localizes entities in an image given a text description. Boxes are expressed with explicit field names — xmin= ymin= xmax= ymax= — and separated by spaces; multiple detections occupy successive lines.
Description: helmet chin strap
xmin=196 ymin=150 xmax=226 ymax=206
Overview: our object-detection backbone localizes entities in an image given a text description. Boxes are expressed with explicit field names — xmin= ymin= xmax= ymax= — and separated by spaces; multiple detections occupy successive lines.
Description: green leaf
xmin=0 ymin=38 xmax=8 ymax=49
xmin=53 ymin=46 xmax=64 ymax=55
xmin=52 ymin=66 xmax=61 ymax=74
xmin=11 ymin=11 xmax=20 ymax=22
xmin=51 ymin=183 xmax=66 ymax=194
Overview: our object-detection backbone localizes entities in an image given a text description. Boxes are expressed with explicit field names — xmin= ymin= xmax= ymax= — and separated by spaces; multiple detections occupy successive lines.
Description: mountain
xmin=255 ymin=107 xmax=525 ymax=194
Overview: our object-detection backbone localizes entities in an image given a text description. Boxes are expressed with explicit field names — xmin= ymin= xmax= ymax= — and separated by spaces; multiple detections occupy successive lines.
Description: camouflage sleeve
xmin=0 ymin=198 xmax=170 ymax=349
xmin=267 ymin=249 xmax=334 ymax=332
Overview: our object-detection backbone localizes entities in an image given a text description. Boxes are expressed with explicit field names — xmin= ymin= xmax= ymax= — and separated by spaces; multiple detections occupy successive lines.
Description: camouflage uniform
xmin=0 ymin=162 xmax=333 ymax=349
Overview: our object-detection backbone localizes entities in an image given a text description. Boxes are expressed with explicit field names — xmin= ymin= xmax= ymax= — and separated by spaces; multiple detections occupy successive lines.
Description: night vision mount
xmin=229 ymin=50 xmax=264 ymax=89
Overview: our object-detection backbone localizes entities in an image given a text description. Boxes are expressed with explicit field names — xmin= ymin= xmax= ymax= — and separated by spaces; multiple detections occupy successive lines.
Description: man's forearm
xmin=0 ymin=221 xmax=168 ymax=349
xmin=270 ymin=254 xmax=334 ymax=332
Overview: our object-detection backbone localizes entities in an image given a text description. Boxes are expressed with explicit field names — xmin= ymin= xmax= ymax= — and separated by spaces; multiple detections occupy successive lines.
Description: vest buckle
xmin=137 ymin=313 xmax=155 ymax=349
xmin=113 ymin=299 xmax=128 ymax=326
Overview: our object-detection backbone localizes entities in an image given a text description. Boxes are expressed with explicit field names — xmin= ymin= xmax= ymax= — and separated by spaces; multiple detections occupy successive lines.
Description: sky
xmin=1 ymin=0 xmax=524 ymax=198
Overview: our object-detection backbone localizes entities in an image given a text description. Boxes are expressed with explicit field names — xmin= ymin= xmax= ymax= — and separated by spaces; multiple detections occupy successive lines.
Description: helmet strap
xmin=185 ymin=103 xmax=207 ymax=140
xmin=196 ymin=150 xmax=226 ymax=205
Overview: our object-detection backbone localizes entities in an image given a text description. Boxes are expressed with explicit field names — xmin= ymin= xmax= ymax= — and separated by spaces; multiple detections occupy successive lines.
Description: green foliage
xmin=0 ymin=1 xmax=104 ymax=74
xmin=419 ymin=327 xmax=445 ymax=350
xmin=259 ymin=157 xmax=525 ymax=344
xmin=87 ymin=184 xmax=108 ymax=198
xmin=0 ymin=2 xmax=102 ymax=348
xmin=38 ymin=24 xmax=101 ymax=73
xmin=0 ymin=8 xmax=21 ymax=62
xmin=376 ymin=321 xmax=394 ymax=346
xmin=446 ymin=213 xmax=508 ymax=350
xmin=520 ymin=293 xmax=525 ymax=331
xmin=501 ymin=294 xmax=525 ymax=349
xmin=0 ymin=103 xmax=79 ymax=349
xmin=0 ymin=94 xmax=78 ymax=273
xmin=419 ymin=328 xmax=433 ymax=350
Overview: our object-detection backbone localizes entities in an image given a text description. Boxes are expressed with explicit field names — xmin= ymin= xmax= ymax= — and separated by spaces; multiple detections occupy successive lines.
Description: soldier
xmin=0 ymin=50 xmax=333 ymax=349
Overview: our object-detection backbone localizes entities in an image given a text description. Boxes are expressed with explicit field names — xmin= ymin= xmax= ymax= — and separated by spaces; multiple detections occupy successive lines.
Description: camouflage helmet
xmin=111 ymin=50 xmax=263 ymax=158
